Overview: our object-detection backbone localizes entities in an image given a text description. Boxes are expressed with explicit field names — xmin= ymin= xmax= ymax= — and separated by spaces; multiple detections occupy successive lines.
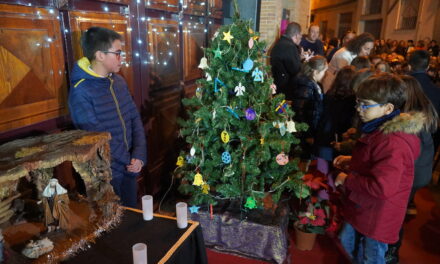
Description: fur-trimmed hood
xmin=380 ymin=112 xmax=426 ymax=135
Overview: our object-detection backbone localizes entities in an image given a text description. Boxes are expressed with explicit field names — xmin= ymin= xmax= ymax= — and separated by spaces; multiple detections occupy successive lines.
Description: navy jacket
xmin=270 ymin=36 xmax=302 ymax=99
xmin=292 ymin=76 xmax=324 ymax=137
xmin=410 ymin=71 xmax=440 ymax=115
xmin=300 ymin=38 xmax=324 ymax=56
xmin=68 ymin=58 xmax=147 ymax=171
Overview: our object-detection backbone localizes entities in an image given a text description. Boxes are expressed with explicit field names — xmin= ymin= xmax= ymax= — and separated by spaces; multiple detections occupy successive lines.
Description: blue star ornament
xmin=189 ymin=205 xmax=200 ymax=214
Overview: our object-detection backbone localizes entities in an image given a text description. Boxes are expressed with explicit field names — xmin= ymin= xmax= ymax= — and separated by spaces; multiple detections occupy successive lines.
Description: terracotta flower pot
xmin=294 ymin=227 xmax=317 ymax=251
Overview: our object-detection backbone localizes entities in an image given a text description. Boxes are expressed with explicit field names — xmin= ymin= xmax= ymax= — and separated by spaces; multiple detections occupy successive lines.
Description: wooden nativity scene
xmin=0 ymin=130 xmax=122 ymax=263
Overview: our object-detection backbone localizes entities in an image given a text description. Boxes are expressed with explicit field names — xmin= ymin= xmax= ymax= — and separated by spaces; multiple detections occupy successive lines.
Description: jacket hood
xmin=380 ymin=112 xmax=426 ymax=135
xmin=70 ymin=57 xmax=105 ymax=83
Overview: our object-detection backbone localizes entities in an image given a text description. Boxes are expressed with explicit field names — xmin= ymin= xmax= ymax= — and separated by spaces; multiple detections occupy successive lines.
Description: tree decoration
xmin=193 ymin=173 xmax=205 ymax=186
xmin=221 ymin=151 xmax=232 ymax=164
xmin=245 ymin=108 xmax=256 ymax=120
xmin=270 ymin=84 xmax=277 ymax=94
xmin=213 ymin=46 xmax=222 ymax=59
xmin=279 ymin=122 xmax=286 ymax=136
xmin=275 ymin=100 xmax=288 ymax=113
xmin=176 ymin=156 xmax=184 ymax=167
xmin=244 ymin=197 xmax=257 ymax=209
xmin=190 ymin=147 xmax=196 ymax=156
xmin=222 ymin=30 xmax=234 ymax=44
xmin=196 ymin=87 xmax=202 ymax=99
xmin=286 ymin=120 xmax=297 ymax=133
xmin=234 ymin=82 xmax=246 ymax=96
xmin=189 ymin=205 xmax=200 ymax=213
xmin=198 ymin=57 xmax=208 ymax=69
xmin=276 ymin=152 xmax=289 ymax=165
xmin=206 ymin=72 xmax=212 ymax=81
xmin=202 ymin=184 xmax=210 ymax=194
xmin=251 ymin=68 xmax=263 ymax=82
xmin=248 ymin=38 xmax=254 ymax=49
xmin=221 ymin=130 xmax=230 ymax=143
xmin=176 ymin=7 xmax=307 ymax=209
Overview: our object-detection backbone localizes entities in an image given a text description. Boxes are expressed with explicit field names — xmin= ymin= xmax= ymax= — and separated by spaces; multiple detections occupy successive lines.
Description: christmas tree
xmin=176 ymin=3 xmax=308 ymax=209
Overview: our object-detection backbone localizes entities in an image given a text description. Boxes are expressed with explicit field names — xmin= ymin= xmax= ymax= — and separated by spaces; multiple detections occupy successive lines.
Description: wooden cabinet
xmin=68 ymin=11 xmax=134 ymax=94
xmin=146 ymin=18 xmax=180 ymax=90
xmin=146 ymin=0 xmax=179 ymax=12
xmin=208 ymin=0 xmax=223 ymax=18
xmin=183 ymin=0 xmax=206 ymax=16
xmin=183 ymin=19 xmax=205 ymax=81
xmin=0 ymin=4 xmax=67 ymax=132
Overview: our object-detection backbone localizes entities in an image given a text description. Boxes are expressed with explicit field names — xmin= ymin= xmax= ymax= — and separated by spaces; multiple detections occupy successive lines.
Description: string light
xmin=103 ymin=6 xmax=109 ymax=12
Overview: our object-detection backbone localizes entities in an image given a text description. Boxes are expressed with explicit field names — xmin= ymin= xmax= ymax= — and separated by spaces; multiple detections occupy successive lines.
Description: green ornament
xmin=213 ymin=46 xmax=222 ymax=59
xmin=244 ymin=197 xmax=257 ymax=209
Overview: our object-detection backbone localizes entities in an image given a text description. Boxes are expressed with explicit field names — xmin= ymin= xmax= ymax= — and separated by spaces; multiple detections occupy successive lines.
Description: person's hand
xmin=333 ymin=155 xmax=351 ymax=171
xmin=127 ymin=158 xmax=143 ymax=173
xmin=331 ymin=141 xmax=341 ymax=151
xmin=335 ymin=172 xmax=348 ymax=186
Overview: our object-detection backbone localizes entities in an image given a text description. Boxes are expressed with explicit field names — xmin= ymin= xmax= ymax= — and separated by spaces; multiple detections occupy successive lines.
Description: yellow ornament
xmin=176 ymin=156 xmax=184 ymax=167
xmin=195 ymin=118 xmax=202 ymax=123
xmin=201 ymin=184 xmax=210 ymax=194
xmin=248 ymin=28 xmax=254 ymax=34
xmin=260 ymin=137 xmax=264 ymax=145
xmin=222 ymin=30 xmax=234 ymax=44
xmin=193 ymin=173 xmax=205 ymax=186
xmin=221 ymin=130 xmax=230 ymax=143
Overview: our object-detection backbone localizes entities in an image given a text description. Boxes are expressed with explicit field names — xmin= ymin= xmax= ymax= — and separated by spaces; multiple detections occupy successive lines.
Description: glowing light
xmin=204 ymin=29 xmax=207 ymax=33
xmin=64 ymin=29 xmax=69 ymax=33
xmin=127 ymin=27 xmax=132 ymax=32
xmin=168 ymin=51 xmax=173 ymax=56
xmin=141 ymin=17 xmax=146 ymax=21
xmin=104 ymin=7 xmax=109 ymax=12
xmin=47 ymin=37 xmax=53 ymax=42
xmin=135 ymin=52 xmax=140 ymax=57
xmin=138 ymin=39 xmax=142 ymax=44
xmin=161 ymin=16 xmax=164 ymax=20
xmin=49 ymin=9 xmax=54 ymax=14
xmin=163 ymin=61 xmax=167 ymax=66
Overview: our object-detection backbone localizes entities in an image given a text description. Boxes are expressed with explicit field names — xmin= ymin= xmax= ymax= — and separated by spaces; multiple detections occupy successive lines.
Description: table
xmin=63 ymin=208 xmax=208 ymax=264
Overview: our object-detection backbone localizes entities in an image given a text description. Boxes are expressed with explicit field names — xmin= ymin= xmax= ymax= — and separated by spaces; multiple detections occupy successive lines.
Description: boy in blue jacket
xmin=68 ymin=27 xmax=147 ymax=208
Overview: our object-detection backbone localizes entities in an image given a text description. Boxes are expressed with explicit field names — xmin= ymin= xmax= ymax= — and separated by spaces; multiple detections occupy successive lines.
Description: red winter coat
xmin=342 ymin=113 xmax=423 ymax=244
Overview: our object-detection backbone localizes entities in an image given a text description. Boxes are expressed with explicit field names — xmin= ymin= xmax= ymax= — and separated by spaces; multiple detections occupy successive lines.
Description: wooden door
xmin=183 ymin=19 xmax=205 ymax=81
xmin=146 ymin=0 xmax=179 ymax=12
xmin=0 ymin=4 xmax=67 ymax=132
xmin=68 ymin=11 xmax=134 ymax=94
xmin=209 ymin=0 xmax=223 ymax=18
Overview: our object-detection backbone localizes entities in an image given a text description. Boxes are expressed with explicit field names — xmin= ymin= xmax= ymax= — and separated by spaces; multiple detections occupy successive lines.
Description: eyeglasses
xmin=356 ymin=101 xmax=384 ymax=110
xmin=102 ymin=50 xmax=125 ymax=60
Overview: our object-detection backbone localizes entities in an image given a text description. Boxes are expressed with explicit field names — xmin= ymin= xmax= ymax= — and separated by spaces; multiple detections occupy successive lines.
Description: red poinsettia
xmin=295 ymin=197 xmax=330 ymax=234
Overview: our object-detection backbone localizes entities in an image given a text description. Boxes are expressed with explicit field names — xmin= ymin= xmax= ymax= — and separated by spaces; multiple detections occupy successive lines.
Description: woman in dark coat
xmin=292 ymin=56 xmax=328 ymax=159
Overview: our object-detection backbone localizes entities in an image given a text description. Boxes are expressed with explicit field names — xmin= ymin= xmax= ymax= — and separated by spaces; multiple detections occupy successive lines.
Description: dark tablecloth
xmin=63 ymin=209 xmax=207 ymax=264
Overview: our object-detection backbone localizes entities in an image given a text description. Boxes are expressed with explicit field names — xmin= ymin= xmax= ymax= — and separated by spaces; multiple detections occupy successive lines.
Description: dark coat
xmin=300 ymin=38 xmax=325 ymax=56
xmin=270 ymin=36 xmax=302 ymax=100
xmin=69 ymin=57 xmax=147 ymax=171
xmin=410 ymin=71 xmax=440 ymax=115
xmin=413 ymin=130 xmax=434 ymax=190
xmin=342 ymin=112 xmax=423 ymax=244
xmin=315 ymin=94 xmax=356 ymax=160
xmin=292 ymin=76 xmax=324 ymax=137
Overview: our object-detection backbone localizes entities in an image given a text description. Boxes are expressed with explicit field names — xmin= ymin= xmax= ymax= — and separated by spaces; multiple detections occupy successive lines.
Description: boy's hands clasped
xmin=127 ymin=158 xmax=143 ymax=173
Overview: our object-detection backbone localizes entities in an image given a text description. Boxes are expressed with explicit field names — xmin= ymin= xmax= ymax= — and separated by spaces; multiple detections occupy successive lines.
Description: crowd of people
xmin=270 ymin=22 xmax=440 ymax=264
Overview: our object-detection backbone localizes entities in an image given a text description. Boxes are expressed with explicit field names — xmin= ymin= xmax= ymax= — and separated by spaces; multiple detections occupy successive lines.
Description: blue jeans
xmin=340 ymin=223 xmax=388 ymax=264
xmin=111 ymin=166 xmax=138 ymax=208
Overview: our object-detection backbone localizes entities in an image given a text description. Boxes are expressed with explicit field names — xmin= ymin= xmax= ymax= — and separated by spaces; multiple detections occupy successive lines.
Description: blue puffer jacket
xmin=68 ymin=58 xmax=147 ymax=170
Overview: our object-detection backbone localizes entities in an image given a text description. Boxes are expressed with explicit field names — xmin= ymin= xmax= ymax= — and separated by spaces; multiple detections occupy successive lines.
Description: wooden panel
xmin=183 ymin=0 xmax=206 ymax=16
xmin=0 ymin=4 xmax=67 ymax=132
xmin=183 ymin=20 xmax=205 ymax=81
xmin=68 ymin=11 xmax=134 ymax=94
xmin=147 ymin=19 xmax=180 ymax=90
xmin=184 ymin=83 xmax=197 ymax=98
xmin=208 ymin=22 xmax=222 ymax=41
xmin=146 ymin=88 xmax=182 ymax=194
xmin=208 ymin=0 xmax=223 ymax=18
xmin=146 ymin=0 xmax=179 ymax=12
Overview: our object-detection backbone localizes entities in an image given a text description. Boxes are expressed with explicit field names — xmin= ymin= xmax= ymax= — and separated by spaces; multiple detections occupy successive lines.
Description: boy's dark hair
xmin=81 ymin=27 xmax=122 ymax=61
xmin=351 ymin=56 xmax=371 ymax=70
xmin=356 ymin=73 xmax=406 ymax=110
xmin=351 ymin=68 xmax=375 ymax=92
xmin=328 ymin=37 xmax=339 ymax=47
xmin=346 ymin=32 xmax=374 ymax=55
xmin=327 ymin=65 xmax=356 ymax=98
xmin=284 ymin=22 xmax=301 ymax=38
xmin=409 ymin=50 xmax=430 ymax=71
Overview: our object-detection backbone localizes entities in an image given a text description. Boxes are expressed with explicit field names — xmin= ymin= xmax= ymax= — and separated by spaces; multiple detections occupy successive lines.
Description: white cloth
xmin=42 ymin=179 xmax=67 ymax=197
xmin=328 ymin=47 xmax=357 ymax=74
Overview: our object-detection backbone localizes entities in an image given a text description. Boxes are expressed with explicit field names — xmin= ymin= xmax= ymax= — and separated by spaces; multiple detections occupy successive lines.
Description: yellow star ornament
xmin=223 ymin=30 xmax=234 ymax=44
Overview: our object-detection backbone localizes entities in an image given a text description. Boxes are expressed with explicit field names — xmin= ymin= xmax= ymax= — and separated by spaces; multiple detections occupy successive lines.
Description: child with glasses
xmin=68 ymin=27 xmax=146 ymax=208
xmin=333 ymin=73 xmax=425 ymax=264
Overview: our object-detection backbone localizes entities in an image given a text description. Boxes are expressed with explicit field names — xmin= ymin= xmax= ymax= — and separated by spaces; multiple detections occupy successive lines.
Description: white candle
xmin=176 ymin=202 xmax=188 ymax=229
xmin=142 ymin=195 xmax=153 ymax=221
xmin=132 ymin=243 xmax=147 ymax=264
